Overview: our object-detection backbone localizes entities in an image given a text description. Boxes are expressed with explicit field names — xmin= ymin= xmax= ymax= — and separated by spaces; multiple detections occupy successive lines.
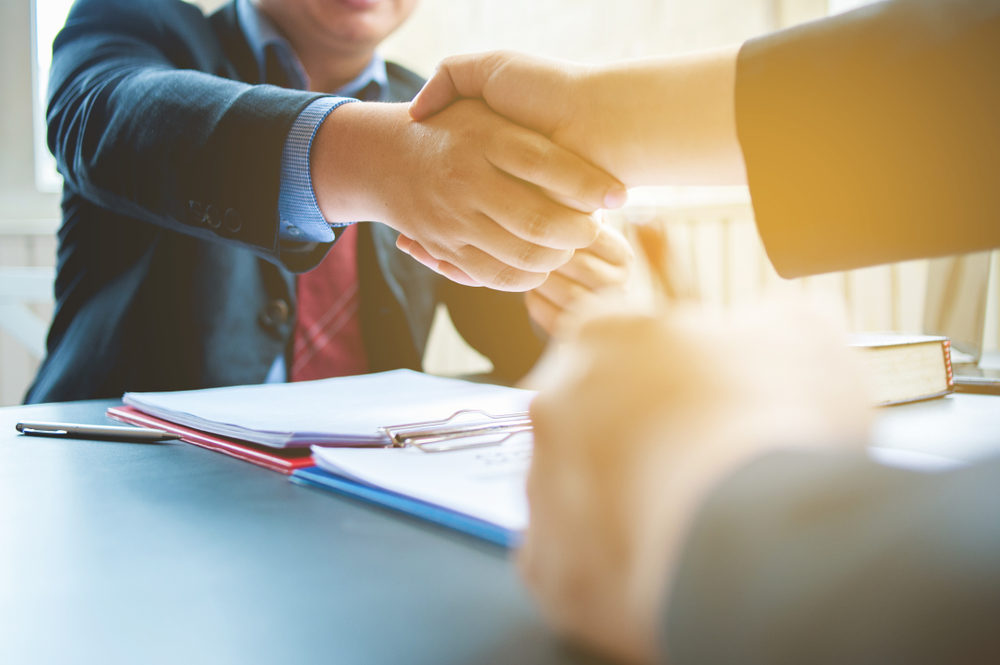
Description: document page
xmin=312 ymin=433 xmax=533 ymax=531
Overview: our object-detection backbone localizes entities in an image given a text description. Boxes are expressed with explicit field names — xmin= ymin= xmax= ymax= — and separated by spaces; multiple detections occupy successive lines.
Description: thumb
xmin=409 ymin=52 xmax=509 ymax=121
xmin=409 ymin=64 xmax=461 ymax=121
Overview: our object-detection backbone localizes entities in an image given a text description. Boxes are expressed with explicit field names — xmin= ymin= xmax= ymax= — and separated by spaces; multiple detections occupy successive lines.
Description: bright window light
xmin=828 ymin=0 xmax=876 ymax=15
xmin=32 ymin=0 xmax=75 ymax=193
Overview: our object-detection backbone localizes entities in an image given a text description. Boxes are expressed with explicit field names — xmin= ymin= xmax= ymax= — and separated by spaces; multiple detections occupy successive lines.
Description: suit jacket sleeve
xmin=735 ymin=0 xmax=1000 ymax=278
xmin=663 ymin=451 xmax=1000 ymax=664
xmin=48 ymin=0 xmax=331 ymax=271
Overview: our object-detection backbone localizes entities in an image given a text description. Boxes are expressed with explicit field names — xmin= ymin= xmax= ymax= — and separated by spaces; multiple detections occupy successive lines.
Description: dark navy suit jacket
xmin=27 ymin=0 xmax=543 ymax=403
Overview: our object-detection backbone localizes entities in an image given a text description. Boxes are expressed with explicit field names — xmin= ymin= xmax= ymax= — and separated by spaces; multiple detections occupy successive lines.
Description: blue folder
xmin=290 ymin=466 xmax=520 ymax=548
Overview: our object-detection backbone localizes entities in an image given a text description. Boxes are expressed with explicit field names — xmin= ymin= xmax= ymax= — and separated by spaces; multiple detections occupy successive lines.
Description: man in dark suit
xmin=26 ymin=0 xmax=629 ymax=402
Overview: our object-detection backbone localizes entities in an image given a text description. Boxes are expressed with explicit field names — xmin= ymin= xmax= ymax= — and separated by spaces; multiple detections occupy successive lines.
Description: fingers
xmin=397 ymin=234 xmax=483 ymax=287
xmin=437 ymin=260 xmax=486 ymax=287
xmin=410 ymin=52 xmax=577 ymax=141
xmin=554 ymin=228 xmax=632 ymax=291
xmin=455 ymin=213 xmax=575 ymax=273
xmin=480 ymin=176 xmax=602 ymax=251
xmin=399 ymin=217 xmax=572 ymax=288
xmin=389 ymin=99 xmax=623 ymax=291
xmin=525 ymin=290 xmax=563 ymax=335
xmin=399 ymin=233 xmax=549 ymax=292
xmin=586 ymin=223 xmax=635 ymax=266
xmin=395 ymin=233 xmax=415 ymax=255
xmin=396 ymin=233 xmax=443 ymax=275
xmin=408 ymin=58 xmax=466 ymax=121
xmin=532 ymin=270 xmax=590 ymax=311
xmin=414 ymin=60 xmax=625 ymax=213
xmin=525 ymin=225 xmax=633 ymax=334
xmin=486 ymin=125 xmax=626 ymax=213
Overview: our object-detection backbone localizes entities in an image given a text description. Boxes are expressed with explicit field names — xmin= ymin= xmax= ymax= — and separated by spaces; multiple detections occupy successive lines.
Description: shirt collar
xmin=236 ymin=0 xmax=387 ymax=97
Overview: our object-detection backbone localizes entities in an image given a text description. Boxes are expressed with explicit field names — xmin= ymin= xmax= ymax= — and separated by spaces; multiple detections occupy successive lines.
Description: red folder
xmin=106 ymin=405 xmax=314 ymax=474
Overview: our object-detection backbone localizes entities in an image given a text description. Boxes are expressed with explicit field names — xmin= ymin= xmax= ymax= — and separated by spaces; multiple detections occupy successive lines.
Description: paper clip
xmin=382 ymin=409 xmax=532 ymax=453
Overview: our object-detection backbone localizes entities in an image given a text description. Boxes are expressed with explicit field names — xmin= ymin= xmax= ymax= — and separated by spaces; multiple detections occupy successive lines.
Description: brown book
xmin=849 ymin=333 xmax=954 ymax=406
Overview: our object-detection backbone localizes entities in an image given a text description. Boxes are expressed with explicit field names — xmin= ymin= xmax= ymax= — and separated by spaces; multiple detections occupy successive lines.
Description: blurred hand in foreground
xmin=521 ymin=300 xmax=873 ymax=662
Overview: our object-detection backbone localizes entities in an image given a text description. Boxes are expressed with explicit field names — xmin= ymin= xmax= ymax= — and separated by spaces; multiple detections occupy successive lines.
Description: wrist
xmin=310 ymin=101 xmax=411 ymax=226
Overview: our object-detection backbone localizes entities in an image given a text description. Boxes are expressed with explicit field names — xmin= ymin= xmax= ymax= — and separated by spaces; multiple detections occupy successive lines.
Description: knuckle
xmin=450 ymin=243 xmax=482 ymax=271
xmin=577 ymin=215 xmax=601 ymax=245
xmin=516 ymin=243 xmax=570 ymax=272
xmin=515 ymin=242 xmax=543 ymax=270
xmin=516 ymin=141 xmax=547 ymax=177
xmin=520 ymin=209 xmax=551 ymax=244
xmin=492 ymin=267 xmax=522 ymax=291
xmin=492 ymin=266 xmax=542 ymax=292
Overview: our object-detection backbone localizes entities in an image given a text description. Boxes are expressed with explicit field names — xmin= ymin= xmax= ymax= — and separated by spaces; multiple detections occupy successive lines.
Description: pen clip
xmin=17 ymin=425 xmax=68 ymax=436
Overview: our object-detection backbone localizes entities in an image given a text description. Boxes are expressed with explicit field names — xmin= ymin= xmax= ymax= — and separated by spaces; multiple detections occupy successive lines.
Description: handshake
xmin=310 ymin=48 xmax=743 ymax=332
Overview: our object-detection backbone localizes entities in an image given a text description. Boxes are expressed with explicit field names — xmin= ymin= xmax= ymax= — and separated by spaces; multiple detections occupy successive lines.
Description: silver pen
xmin=15 ymin=421 xmax=180 ymax=443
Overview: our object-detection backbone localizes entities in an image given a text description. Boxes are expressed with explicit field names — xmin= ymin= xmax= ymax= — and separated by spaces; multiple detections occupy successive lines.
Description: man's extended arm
xmin=48 ymin=0 xmax=329 ymax=269
xmin=50 ymin=0 xmax=625 ymax=290
xmin=410 ymin=0 xmax=1000 ymax=278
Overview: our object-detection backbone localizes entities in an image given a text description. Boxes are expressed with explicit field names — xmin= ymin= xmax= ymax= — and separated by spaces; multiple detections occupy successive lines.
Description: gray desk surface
xmin=2 ymin=394 xmax=999 ymax=665
xmin=0 ymin=400 xmax=605 ymax=665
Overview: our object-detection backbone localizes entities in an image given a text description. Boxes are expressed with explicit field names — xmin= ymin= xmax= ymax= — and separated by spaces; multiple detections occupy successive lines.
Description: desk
xmin=0 ymin=400 xmax=604 ymax=665
xmin=2 ymin=395 xmax=999 ymax=665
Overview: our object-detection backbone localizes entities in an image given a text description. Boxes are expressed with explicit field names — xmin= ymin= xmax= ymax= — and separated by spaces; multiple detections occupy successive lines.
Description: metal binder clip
xmin=382 ymin=409 xmax=532 ymax=453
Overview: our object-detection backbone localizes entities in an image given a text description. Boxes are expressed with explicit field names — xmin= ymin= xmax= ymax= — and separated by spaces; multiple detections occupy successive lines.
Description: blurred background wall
xmin=1 ymin=0 xmax=996 ymax=404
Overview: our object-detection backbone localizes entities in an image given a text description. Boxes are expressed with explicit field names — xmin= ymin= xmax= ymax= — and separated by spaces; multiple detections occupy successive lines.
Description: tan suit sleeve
xmin=735 ymin=0 xmax=1000 ymax=278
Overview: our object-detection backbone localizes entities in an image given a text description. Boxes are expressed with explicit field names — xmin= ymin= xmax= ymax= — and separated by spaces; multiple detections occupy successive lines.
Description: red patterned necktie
xmin=290 ymin=223 xmax=368 ymax=380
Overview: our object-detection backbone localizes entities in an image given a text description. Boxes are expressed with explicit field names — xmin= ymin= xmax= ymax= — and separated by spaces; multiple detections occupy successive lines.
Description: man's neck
xmin=291 ymin=42 xmax=374 ymax=94
xmin=248 ymin=0 xmax=375 ymax=93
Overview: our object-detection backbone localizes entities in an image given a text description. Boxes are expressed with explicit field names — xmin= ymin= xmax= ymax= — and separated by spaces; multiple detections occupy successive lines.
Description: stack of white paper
xmin=123 ymin=369 xmax=535 ymax=448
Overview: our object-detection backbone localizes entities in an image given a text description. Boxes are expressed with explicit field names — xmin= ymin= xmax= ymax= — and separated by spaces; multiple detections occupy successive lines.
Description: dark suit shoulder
xmin=59 ymin=0 xmax=209 ymax=40
xmin=54 ymin=0 xmax=223 ymax=79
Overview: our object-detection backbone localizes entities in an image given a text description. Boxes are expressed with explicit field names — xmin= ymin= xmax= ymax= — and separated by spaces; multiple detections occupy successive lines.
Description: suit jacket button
xmin=188 ymin=200 xmax=205 ymax=222
xmin=260 ymin=299 xmax=290 ymax=328
xmin=204 ymin=205 xmax=221 ymax=229
xmin=224 ymin=208 xmax=242 ymax=233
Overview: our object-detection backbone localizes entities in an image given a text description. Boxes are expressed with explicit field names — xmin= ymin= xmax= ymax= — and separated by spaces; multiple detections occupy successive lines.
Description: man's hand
xmin=410 ymin=49 xmax=746 ymax=187
xmin=525 ymin=224 xmax=633 ymax=336
xmin=399 ymin=222 xmax=633 ymax=333
xmin=410 ymin=51 xmax=583 ymax=136
xmin=521 ymin=300 xmax=873 ymax=662
xmin=311 ymin=99 xmax=625 ymax=291
xmin=409 ymin=52 xmax=619 ymax=179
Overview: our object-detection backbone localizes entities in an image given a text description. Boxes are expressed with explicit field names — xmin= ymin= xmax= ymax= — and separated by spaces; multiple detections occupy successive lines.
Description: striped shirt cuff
xmin=278 ymin=97 xmax=359 ymax=243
